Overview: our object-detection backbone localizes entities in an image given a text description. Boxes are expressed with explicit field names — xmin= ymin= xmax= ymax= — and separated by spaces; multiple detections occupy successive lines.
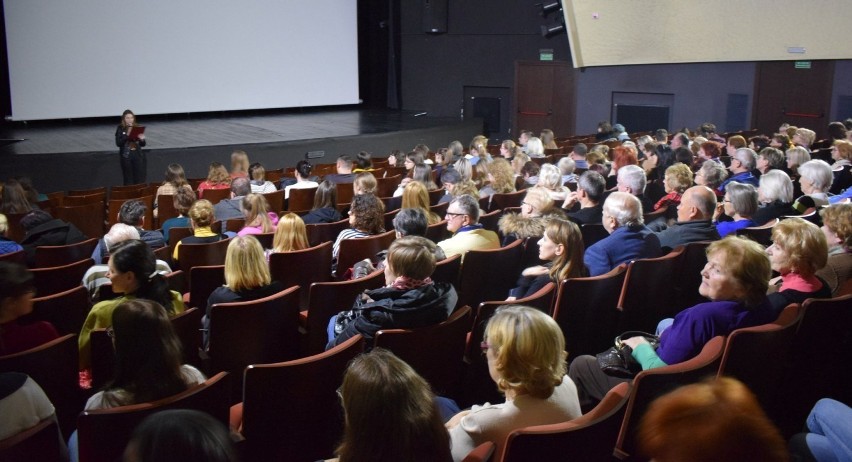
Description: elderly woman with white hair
xmin=557 ymin=157 xmax=578 ymax=184
xmin=538 ymin=164 xmax=570 ymax=201
xmin=753 ymin=170 xmax=796 ymax=225
xmin=694 ymin=160 xmax=728 ymax=198
xmin=793 ymin=159 xmax=834 ymax=212
xmin=714 ymin=182 xmax=758 ymax=237
xmin=526 ymin=137 xmax=545 ymax=158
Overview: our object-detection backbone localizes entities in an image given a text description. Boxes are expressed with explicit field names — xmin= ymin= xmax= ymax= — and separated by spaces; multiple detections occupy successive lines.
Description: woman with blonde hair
xmin=498 ymin=186 xmax=560 ymax=245
xmin=173 ymin=199 xmax=226 ymax=261
xmin=448 ymin=305 xmax=581 ymax=461
xmin=540 ymin=129 xmax=558 ymax=150
xmin=270 ymin=213 xmax=309 ymax=254
xmin=334 ymin=349 xmax=452 ymax=462
xmin=785 ymin=146 xmax=811 ymax=176
xmin=816 ymin=203 xmax=852 ymax=297
xmin=507 ymin=218 xmax=586 ymax=300
xmin=238 ymin=193 xmax=278 ymax=237
xmin=537 ymin=163 xmax=570 ymax=201
xmin=829 ymin=139 xmax=852 ymax=194
xmin=248 ymin=162 xmax=277 ymax=194
xmin=230 ymin=150 xmax=250 ymax=179
xmin=766 ymin=217 xmax=831 ymax=314
xmin=526 ymin=137 xmax=545 ymax=158
xmin=654 ymin=163 xmax=693 ymax=211
xmin=394 ymin=165 xmax=436 ymax=197
xmin=197 ymin=162 xmax=231 ymax=199
xmin=401 ymin=182 xmax=441 ymax=225
xmin=500 ymin=140 xmax=517 ymax=160
xmin=511 ymin=152 xmax=531 ymax=177
xmin=479 ymin=158 xmax=516 ymax=200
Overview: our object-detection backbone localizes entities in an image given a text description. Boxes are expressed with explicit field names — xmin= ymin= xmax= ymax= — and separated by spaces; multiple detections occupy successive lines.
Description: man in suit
xmin=584 ymin=192 xmax=662 ymax=276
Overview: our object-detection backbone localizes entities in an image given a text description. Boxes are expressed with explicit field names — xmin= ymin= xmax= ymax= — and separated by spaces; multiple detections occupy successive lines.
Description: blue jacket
xmin=584 ymin=224 xmax=662 ymax=276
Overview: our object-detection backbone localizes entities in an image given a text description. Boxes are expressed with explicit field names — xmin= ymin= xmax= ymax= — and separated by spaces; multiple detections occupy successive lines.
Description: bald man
xmin=583 ymin=192 xmax=662 ymax=276
xmin=655 ymin=186 xmax=721 ymax=250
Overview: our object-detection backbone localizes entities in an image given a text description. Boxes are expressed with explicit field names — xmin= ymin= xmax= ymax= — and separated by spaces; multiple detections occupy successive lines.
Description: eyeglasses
xmin=445 ymin=212 xmax=466 ymax=219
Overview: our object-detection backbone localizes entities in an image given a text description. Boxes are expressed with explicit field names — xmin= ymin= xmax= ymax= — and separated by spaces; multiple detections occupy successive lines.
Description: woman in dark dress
xmin=115 ymin=109 xmax=147 ymax=185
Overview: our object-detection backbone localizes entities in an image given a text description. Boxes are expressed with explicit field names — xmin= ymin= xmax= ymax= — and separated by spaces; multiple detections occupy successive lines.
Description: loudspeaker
xmin=422 ymin=0 xmax=448 ymax=34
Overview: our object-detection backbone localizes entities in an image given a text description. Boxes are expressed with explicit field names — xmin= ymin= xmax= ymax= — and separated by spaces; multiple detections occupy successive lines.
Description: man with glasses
xmin=437 ymin=194 xmax=499 ymax=260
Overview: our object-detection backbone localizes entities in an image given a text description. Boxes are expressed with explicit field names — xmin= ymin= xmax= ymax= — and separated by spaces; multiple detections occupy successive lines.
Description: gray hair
xmin=526 ymin=137 xmax=544 ymax=157
xmin=758 ymin=148 xmax=786 ymax=170
xmin=538 ymin=164 xmax=563 ymax=190
xmin=578 ymin=171 xmax=606 ymax=202
xmin=725 ymin=182 xmax=759 ymax=218
xmin=617 ymin=164 xmax=647 ymax=195
xmin=699 ymin=160 xmax=728 ymax=189
xmin=392 ymin=208 xmax=429 ymax=237
xmin=798 ymin=159 xmax=833 ymax=192
xmin=603 ymin=191 xmax=643 ymax=227
xmin=104 ymin=223 xmax=141 ymax=250
xmin=450 ymin=194 xmax=481 ymax=223
xmin=231 ymin=177 xmax=251 ymax=196
xmin=785 ymin=146 xmax=811 ymax=169
xmin=733 ymin=148 xmax=757 ymax=170
xmin=758 ymin=170 xmax=794 ymax=203
xmin=557 ymin=157 xmax=575 ymax=175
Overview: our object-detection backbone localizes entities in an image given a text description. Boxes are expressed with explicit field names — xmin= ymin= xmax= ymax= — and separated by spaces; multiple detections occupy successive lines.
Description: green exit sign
xmin=795 ymin=61 xmax=812 ymax=69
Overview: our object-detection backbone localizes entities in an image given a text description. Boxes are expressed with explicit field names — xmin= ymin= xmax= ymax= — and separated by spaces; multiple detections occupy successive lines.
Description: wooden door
xmin=753 ymin=61 xmax=834 ymax=139
xmin=514 ymin=61 xmax=576 ymax=137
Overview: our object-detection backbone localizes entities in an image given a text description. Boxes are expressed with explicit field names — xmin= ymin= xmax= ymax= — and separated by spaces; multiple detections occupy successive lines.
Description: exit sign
xmin=795 ymin=61 xmax=812 ymax=69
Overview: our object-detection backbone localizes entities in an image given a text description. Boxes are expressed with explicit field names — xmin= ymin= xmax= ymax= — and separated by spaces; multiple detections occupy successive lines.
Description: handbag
xmin=332 ymin=291 xmax=376 ymax=337
xmin=595 ymin=331 xmax=660 ymax=378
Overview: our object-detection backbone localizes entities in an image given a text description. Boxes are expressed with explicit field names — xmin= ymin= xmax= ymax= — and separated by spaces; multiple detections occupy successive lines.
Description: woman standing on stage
xmin=115 ymin=109 xmax=147 ymax=185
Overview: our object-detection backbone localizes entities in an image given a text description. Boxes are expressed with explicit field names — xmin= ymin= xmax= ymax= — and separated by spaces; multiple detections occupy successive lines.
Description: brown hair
xmin=349 ymin=194 xmax=385 ymax=234
xmin=544 ymin=218 xmax=586 ymax=282
xmin=386 ymin=236 xmax=436 ymax=280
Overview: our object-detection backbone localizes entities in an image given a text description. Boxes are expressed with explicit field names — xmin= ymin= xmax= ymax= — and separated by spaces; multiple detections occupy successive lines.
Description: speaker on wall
xmin=423 ymin=0 xmax=448 ymax=34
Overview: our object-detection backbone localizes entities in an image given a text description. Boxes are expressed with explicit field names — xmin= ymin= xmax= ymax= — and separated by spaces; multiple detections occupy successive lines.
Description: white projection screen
xmin=3 ymin=0 xmax=360 ymax=121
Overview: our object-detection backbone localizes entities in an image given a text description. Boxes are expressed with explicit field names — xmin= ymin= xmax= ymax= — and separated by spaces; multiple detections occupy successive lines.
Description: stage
xmin=0 ymin=108 xmax=483 ymax=193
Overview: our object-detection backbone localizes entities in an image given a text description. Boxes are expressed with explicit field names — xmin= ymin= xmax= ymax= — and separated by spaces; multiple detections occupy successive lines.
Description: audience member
xmin=354 ymin=172 xmax=378 ymax=196
xmin=124 ymin=409 xmax=238 ymax=462
xmin=653 ymin=163 xmax=693 ymax=211
xmin=0 ymin=213 xmax=23 ymax=255
xmin=479 ymin=158 xmax=516 ymax=199
xmin=0 ymin=262 xmax=59 ymax=355
xmin=196 ymin=162 xmax=231 ymax=199
xmin=755 ymin=147 xmax=786 ymax=176
xmin=538 ymin=164 xmax=570 ymax=202
xmin=83 ymin=224 xmax=171 ymax=300
xmin=498 ymin=187 xmax=560 ymax=246
xmin=793 ymin=127 xmax=816 ymax=149
xmin=352 ymin=151 xmax=374 ymax=173
xmin=153 ymin=163 xmax=192 ymax=218
xmin=92 ymin=199 xmax=165 ymax=263
xmin=526 ymin=137 xmax=545 ymax=158
xmin=584 ymin=192 xmax=662 ymax=276
xmin=173 ymin=199 xmax=226 ymax=262
xmin=719 ymin=148 xmax=759 ymax=192
xmin=302 ymin=180 xmax=342 ymax=224
xmin=615 ymin=165 xmax=655 ymax=213
xmin=570 ymin=143 xmax=589 ymax=169
xmin=247 ymin=162 xmax=277 ymax=194
xmin=766 ymin=218 xmax=831 ymax=314
xmin=213 ymin=177 xmax=251 ymax=221
xmin=785 ymin=146 xmax=811 ymax=178
xmin=160 ymin=187 xmax=196 ymax=242
xmin=557 ymin=157 xmax=578 ymax=185
xmin=0 ymin=179 xmax=34 ymax=215
xmin=0 ymin=372 xmax=59 ymax=444
xmin=507 ymin=218 xmax=585 ymax=300
xmin=520 ymin=161 xmax=541 ymax=187
xmin=770 ymin=133 xmax=792 ymax=152
xmin=714 ymin=182 xmax=758 ymax=237
xmin=20 ymin=210 xmax=87 ymax=266
xmin=437 ymin=195 xmax=499 ymax=260
xmin=438 ymin=168 xmax=479 ymax=205
xmin=656 ymin=186 xmax=720 ymax=250
xmin=792 ymin=159 xmax=833 ymax=212
xmin=540 ymin=129 xmax=558 ymax=149
xmin=829 ymin=140 xmax=852 ymax=194
xmin=694 ymin=159 xmax=728 ymax=196
xmin=789 ymin=398 xmax=852 ymax=462
xmin=401 ymin=181 xmax=441 ymax=225
xmin=332 ymin=193 xmax=385 ymax=272
xmin=325 ymin=155 xmax=356 ymax=184
xmin=753 ymin=170 xmax=796 ymax=225
xmin=563 ymin=171 xmax=605 ymax=224
xmin=815 ymin=204 xmax=852 ymax=297
xmin=229 ymin=150 xmax=250 ymax=179
xmin=238 ymin=193 xmax=278 ymax=237
xmin=283 ymin=160 xmax=319 ymax=198
xmin=269 ymin=213 xmax=309 ymax=254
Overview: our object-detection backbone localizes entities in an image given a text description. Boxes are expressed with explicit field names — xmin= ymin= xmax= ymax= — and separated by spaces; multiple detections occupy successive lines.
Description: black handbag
xmin=332 ymin=291 xmax=376 ymax=337
xmin=595 ymin=331 xmax=660 ymax=378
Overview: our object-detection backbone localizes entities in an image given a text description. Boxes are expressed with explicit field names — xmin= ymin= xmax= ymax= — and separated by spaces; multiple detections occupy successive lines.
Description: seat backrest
xmin=0 ymin=418 xmax=64 ymax=462
xmin=33 ymin=237 xmax=99 ymax=268
xmin=374 ymin=305 xmax=472 ymax=396
xmin=167 ymin=226 xmax=193 ymax=250
xmin=170 ymin=307 xmax=203 ymax=368
xmin=208 ymin=287 xmax=302 ymax=373
xmin=462 ymin=442 xmax=496 ymax=462
xmin=672 ymin=241 xmax=711 ymax=312
xmin=336 ymin=183 xmax=354 ymax=206
xmin=735 ymin=218 xmax=779 ymax=247
xmin=615 ymin=336 xmax=726 ymax=459
xmin=176 ymin=238 xmax=230 ymax=272
xmin=376 ymin=174 xmax=401 ymax=198
xmin=425 ymin=219 xmax=449 ymax=243
xmin=552 ymin=265 xmax=627 ymax=359
xmin=287 ymin=186 xmax=318 ymax=211
xmin=0 ymin=249 xmax=26 ymax=264
xmin=336 ymin=230 xmax=395 ymax=280
xmin=617 ymin=247 xmax=685 ymax=333
xmin=30 ymin=257 xmax=93 ymax=297
xmin=199 ymin=187 xmax=231 ymax=205
xmin=478 ymin=209 xmax=502 ymax=233
xmin=430 ymin=201 xmax=449 ymax=218
xmin=62 ymin=192 xmax=105 ymax=205
xmin=502 ymin=382 xmax=631 ymax=462
xmin=432 ymin=253 xmax=461 ymax=286
xmin=156 ymin=194 xmax=179 ymax=227
xmin=77 ymin=372 xmax=231 ymax=462
xmin=519 ymin=235 xmax=545 ymax=270
xmin=262 ymin=190 xmax=285 ymax=215
xmin=305 ymin=269 xmax=385 ymax=354
xmin=53 ymin=202 xmax=104 ymax=239
xmin=456 ymin=239 xmax=523 ymax=310
xmin=23 ymin=286 xmax=91 ymax=335
xmin=268 ymin=241 xmax=333 ymax=309
xmin=242 ymin=335 xmax=365 ymax=462
xmin=490 ymin=190 xmax=525 ymax=212
xmin=306 ymin=218 xmax=349 ymax=247
xmin=225 ymin=218 xmax=246 ymax=233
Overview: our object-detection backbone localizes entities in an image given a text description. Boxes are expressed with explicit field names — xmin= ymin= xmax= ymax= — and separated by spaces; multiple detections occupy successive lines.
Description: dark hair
xmin=0 ymin=180 xmax=33 ymax=215
xmin=749 ymin=135 xmax=770 ymax=152
xmin=653 ymin=145 xmax=676 ymax=181
xmin=698 ymin=122 xmax=717 ymax=136
xmin=654 ymin=129 xmax=669 ymax=142
xmin=126 ymin=409 xmax=237 ymax=462
xmin=392 ymin=208 xmax=429 ymax=237
xmin=521 ymin=161 xmax=540 ymax=177
xmin=12 ymin=177 xmax=40 ymax=205
xmin=0 ymin=261 xmax=34 ymax=303
xmin=440 ymin=168 xmax=462 ymax=185
xmin=163 ymin=164 xmax=188 ymax=188
xmin=337 ymin=155 xmax=354 ymax=170
xmin=828 ymin=121 xmax=848 ymax=141
xmin=349 ymin=194 xmax=385 ymax=234
xmin=674 ymin=147 xmax=694 ymax=166
xmin=597 ymin=121 xmax=613 ymax=133
xmin=106 ymin=300 xmax=187 ymax=405
xmin=248 ymin=162 xmax=264 ymax=182
xmin=672 ymin=132 xmax=690 ymax=147
xmin=109 ymin=240 xmax=174 ymax=312
xmin=572 ymin=143 xmax=588 ymax=156
xmin=121 ymin=109 xmax=136 ymax=128
xmin=296 ymin=160 xmax=313 ymax=178
xmin=312 ymin=180 xmax=337 ymax=210
xmin=174 ymin=188 xmax=196 ymax=216
xmin=20 ymin=210 xmax=53 ymax=232
xmin=700 ymin=141 xmax=723 ymax=159
xmin=119 ymin=200 xmax=146 ymax=226
xmin=356 ymin=151 xmax=373 ymax=170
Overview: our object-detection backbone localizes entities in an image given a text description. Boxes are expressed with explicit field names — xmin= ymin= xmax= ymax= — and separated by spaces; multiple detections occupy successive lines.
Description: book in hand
xmin=127 ymin=125 xmax=145 ymax=141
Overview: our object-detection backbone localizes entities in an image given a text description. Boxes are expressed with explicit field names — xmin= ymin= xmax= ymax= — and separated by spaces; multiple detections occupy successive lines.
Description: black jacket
xmin=21 ymin=219 xmax=87 ymax=266
xmin=115 ymin=125 xmax=146 ymax=157
xmin=752 ymin=201 xmax=796 ymax=226
xmin=302 ymin=207 xmax=342 ymax=224
xmin=656 ymin=220 xmax=720 ymax=251
xmin=328 ymin=282 xmax=458 ymax=349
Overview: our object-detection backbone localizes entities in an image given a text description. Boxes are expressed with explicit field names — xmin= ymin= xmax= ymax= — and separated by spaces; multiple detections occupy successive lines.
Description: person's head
xmin=336 ymin=348 xmax=450 ymax=462
xmin=230 ymin=177 xmax=251 ymax=197
xmin=828 ymin=121 xmax=848 ymax=141
xmin=336 ymin=155 xmax=354 ymax=174
xmin=748 ymin=135 xmax=770 ymax=153
xmin=241 ymin=194 xmax=273 ymax=233
xmin=453 ymin=158 xmax=473 ymax=181
xmin=440 ymin=168 xmax=462 ymax=195
xmin=722 ymin=182 xmax=758 ymax=219
xmin=785 ymin=125 xmax=799 ymax=139
xmin=355 ymin=151 xmax=373 ymax=170
xmin=526 ymin=137 xmax=544 ymax=157
xmin=295 ymin=160 xmax=313 ymax=180
xmin=404 ymin=151 xmax=425 ymax=171
xmin=540 ymin=129 xmax=556 ymax=147
xmin=690 ymin=137 xmax=707 ymax=156
xmin=412 ymin=144 xmax=431 ymax=158
xmin=757 ymin=170 xmax=793 ymax=204
xmin=616 ymin=165 xmax=647 ymax=196
xmin=446 ymin=194 xmax=480 ymax=233
xmin=411 ymin=165 xmax=436 ymax=189
xmin=539 ymin=218 xmax=585 ymax=282
xmin=638 ymin=377 xmax=787 ymax=462
xmin=353 ymin=172 xmax=377 ymax=195
xmin=401 ymin=182 xmax=431 ymax=213
xmin=392 ymin=208 xmax=429 ymax=238
xmin=188 ymin=199 xmax=215 ymax=228
xmin=832 ymin=139 xmax=852 ymax=163
xmin=384 ymin=235 xmax=437 ymax=284
xmin=677 ymin=186 xmax=717 ymax=222
xmin=173 ymin=188 xmax=196 ymax=217
xmin=103 ymin=223 xmax=140 ymax=252
xmin=124 ymin=409 xmax=238 ymax=462
xmin=521 ymin=187 xmax=554 ymax=218
xmin=663 ymin=163 xmax=693 ymax=195
xmin=520 ymin=161 xmax=540 ymax=180
xmin=0 ymin=179 xmax=32 ymax=214
xmin=568 ymin=173 xmax=601 ymax=207
xmin=597 ymin=121 xmax=613 ymax=135
xmin=726 ymin=135 xmax=747 ymax=155
xmin=698 ymin=141 xmax=722 ymax=160
xmin=756 ymin=147 xmax=785 ymax=174
xmin=511 ymin=152 xmax=531 ymax=175
xmin=11 ymin=177 xmax=39 ymax=205
xmin=206 ymin=162 xmax=230 ymax=185
xmin=312 ymin=180 xmax=338 ymax=210
xmin=518 ymin=130 xmax=533 ymax=146
xmin=820 ymin=203 xmax=852 ymax=251
xmin=767 ymin=218 xmax=828 ymax=277
xmin=224 ymin=235 xmax=271 ymax=291
xmin=348 ymin=194 xmax=385 ymax=234
xmin=695 ymin=160 xmax=728 ymax=189
xmin=469 ymin=136 xmax=488 ymax=157
xmin=571 ymin=143 xmax=588 ymax=158
xmin=673 ymin=147 xmax=694 ymax=167
xmin=670 ymin=132 xmax=689 ymax=150
xmin=602 ymin=192 xmax=643 ymax=233
xmin=272 ymin=213 xmax=309 ymax=253
xmin=108 ymin=299 xmax=186 ymax=403
xmin=448 ymin=140 xmax=464 ymax=160
xmin=107 ymin=240 xmax=174 ymax=310
xmin=434 ymin=147 xmax=452 ymax=166
xmin=785 ymin=146 xmax=811 ymax=171
xmin=163 ymin=163 xmax=188 ymax=187
xmin=121 ymin=109 xmax=136 ymax=127
xmin=729 ymin=148 xmax=756 ymax=173
xmin=702 ymin=236 xmax=770 ymax=305
xmin=537 ymin=164 xmax=564 ymax=192
xmin=0 ymin=262 xmax=35 ymax=325
xmin=793 ymin=127 xmax=816 ymax=148
xmin=230 ymin=150 xmax=250 ymax=174
xmin=0 ymin=214 xmax=8 ymax=237
xmin=556 ymin=157 xmax=575 ymax=176
xmin=698 ymin=122 xmax=717 ymax=137
xmin=248 ymin=162 xmax=266 ymax=183
xmin=119 ymin=199 xmax=147 ymax=227
xmin=485 ymin=158 xmax=515 ymax=193
xmin=611 ymin=146 xmax=638 ymax=172
xmin=19 ymin=210 xmax=53 ymax=233
xmin=797 ymin=159 xmax=833 ymax=195
xmin=483 ymin=305 xmax=566 ymax=399
xmin=770 ymin=133 xmax=792 ymax=151
xmin=654 ymin=129 xmax=669 ymax=143
xmin=499 ymin=140 xmax=516 ymax=159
